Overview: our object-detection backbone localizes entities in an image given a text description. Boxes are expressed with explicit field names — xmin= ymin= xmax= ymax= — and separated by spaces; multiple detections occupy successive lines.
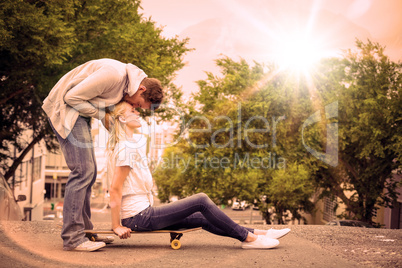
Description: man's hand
xmin=113 ymin=225 xmax=132 ymax=239
xmin=101 ymin=113 xmax=114 ymax=132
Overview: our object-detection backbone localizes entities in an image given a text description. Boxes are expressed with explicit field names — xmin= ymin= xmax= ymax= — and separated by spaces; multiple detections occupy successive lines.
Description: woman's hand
xmin=113 ymin=225 xmax=132 ymax=239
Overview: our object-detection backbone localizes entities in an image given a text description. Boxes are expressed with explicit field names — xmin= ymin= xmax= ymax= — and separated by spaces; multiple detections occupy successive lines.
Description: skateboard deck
xmin=85 ymin=227 xmax=202 ymax=249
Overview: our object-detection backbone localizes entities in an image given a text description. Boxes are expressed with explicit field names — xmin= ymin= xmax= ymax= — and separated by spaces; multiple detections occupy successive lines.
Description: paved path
xmin=0 ymin=221 xmax=401 ymax=267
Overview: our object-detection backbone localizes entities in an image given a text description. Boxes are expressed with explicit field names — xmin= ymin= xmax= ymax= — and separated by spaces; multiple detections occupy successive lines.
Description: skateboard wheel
xmin=90 ymin=236 xmax=96 ymax=242
xmin=171 ymin=239 xmax=181 ymax=250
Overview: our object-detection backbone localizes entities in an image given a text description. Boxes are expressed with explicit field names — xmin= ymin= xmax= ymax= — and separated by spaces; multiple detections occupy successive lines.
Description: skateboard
xmin=84 ymin=227 xmax=202 ymax=250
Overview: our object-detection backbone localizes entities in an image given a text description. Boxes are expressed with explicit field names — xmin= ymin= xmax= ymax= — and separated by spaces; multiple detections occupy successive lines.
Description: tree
xmin=266 ymin=164 xmax=314 ymax=224
xmin=154 ymin=57 xmax=317 ymax=222
xmin=154 ymin=40 xmax=401 ymax=225
xmin=0 ymin=0 xmax=191 ymax=182
xmin=312 ymin=39 xmax=402 ymax=223
xmin=0 ymin=0 xmax=77 ymax=182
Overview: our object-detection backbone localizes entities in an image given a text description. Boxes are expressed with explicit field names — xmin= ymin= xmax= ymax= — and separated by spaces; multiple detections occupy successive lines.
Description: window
xmin=20 ymin=161 xmax=28 ymax=188
xmin=25 ymin=161 xmax=29 ymax=186
xmin=18 ymin=162 xmax=23 ymax=190
xmin=155 ymin=133 xmax=163 ymax=145
xmin=33 ymin=156 xmax=42 ymax=182
xmin=323 ymin=195 xmax=337 ymax=222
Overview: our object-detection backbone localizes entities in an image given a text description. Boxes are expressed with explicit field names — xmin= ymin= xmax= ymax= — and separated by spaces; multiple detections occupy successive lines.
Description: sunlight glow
xmin=273 ymin=33 xmax=325 ymax=75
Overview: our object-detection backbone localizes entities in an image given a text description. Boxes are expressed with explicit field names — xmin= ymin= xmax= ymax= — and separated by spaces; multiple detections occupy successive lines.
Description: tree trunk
xmin=0 ymin=88 xmax=25 ymax=105
xmin=327 ymin=168 xmax=360 ymax=216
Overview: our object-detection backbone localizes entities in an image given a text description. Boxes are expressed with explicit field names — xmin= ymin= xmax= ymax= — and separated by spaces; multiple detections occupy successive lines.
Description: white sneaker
xmin=93 ymin=235 xmax=114 ymax=244
xmin=265 ymin=228 xmax=291 ymax=239
xmin=241 ymin=235 xmax=279 ymax=249
xmin=72 ymin=240 xmax=106 ymax=252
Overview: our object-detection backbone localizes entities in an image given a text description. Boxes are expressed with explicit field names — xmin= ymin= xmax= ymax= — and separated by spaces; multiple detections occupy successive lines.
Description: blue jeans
xmin=49 ymin=116 xmax=97 ymax=250
xmin=121 ymin=193 xmax=253 ymax=242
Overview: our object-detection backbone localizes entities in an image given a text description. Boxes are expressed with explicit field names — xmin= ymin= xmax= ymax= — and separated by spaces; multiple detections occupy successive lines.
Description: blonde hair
xmin=106 ymin=101 xmax=132 ymax=154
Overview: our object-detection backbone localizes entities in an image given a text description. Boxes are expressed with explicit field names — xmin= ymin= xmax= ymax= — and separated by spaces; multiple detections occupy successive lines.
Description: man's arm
xmin=64 ymin=66 xmax=121 ymax=119
xmin=110 ymin=165 xmax=132 ymax=239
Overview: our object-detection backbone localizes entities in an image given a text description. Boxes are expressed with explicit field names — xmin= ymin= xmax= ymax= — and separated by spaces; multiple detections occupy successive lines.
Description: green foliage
xmin=267 ymin=164 xmax=315 ymax=224
xmin=312 ymin=39 xmax=402 ymax=222
xmin=154 ymin=40 xmax=401 ymax=224
xmin=154 ymin=57 xmax=317 ymax=222
xmin=0 ymin=0 xmax=191 ymax=181
xmin=0 ymin=0 xmax=77 ymax=180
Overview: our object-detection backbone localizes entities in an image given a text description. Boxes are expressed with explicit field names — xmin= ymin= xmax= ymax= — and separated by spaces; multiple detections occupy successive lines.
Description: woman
xmin=107 ymin=101 xmax=290 ymax=249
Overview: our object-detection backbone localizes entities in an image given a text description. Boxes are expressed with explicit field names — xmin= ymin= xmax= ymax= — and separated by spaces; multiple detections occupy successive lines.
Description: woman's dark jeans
xmin=121 ymin=193 xmax=253 ymax=242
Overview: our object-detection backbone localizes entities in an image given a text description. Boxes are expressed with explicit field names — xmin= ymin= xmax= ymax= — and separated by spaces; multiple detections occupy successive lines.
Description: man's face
xmin=123 ymin=90 xmax=151 ymax=110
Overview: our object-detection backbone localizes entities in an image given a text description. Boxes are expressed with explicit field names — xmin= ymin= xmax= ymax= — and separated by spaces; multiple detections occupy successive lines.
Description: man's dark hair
xmin=140 ymin=78 xmax=163 ymax=110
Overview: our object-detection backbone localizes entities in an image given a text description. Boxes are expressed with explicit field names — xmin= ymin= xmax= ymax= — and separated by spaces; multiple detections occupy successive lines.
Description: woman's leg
xmin=160 ymin=212 xmax=254 ymax=238
xmin=123 ymin=193 xmax=250 ymax=241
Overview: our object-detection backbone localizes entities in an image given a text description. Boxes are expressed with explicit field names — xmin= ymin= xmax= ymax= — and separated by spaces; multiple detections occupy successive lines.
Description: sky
xmin=141 ymin=0 xmax=402 ymax=96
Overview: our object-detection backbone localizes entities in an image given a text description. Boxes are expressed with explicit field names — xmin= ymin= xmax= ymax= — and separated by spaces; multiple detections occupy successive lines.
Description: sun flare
xmin=273 ymin=33 xmax=325 ymax=75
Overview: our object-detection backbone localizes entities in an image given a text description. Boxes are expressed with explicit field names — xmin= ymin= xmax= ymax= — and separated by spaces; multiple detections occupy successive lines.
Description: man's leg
xmin=51 ymin=116 xmax=97 ymax=250
xmin=82 ymin=138 xmax=97 ymax=231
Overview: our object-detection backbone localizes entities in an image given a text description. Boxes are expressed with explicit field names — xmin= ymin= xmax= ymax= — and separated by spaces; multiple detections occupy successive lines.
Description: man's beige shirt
xmin=42 ymin=58 xmax=147 ymax=139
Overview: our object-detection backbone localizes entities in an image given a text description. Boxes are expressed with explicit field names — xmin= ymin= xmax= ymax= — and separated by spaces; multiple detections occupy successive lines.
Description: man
xmin=42 ymin=58 xmax=163 ymax=251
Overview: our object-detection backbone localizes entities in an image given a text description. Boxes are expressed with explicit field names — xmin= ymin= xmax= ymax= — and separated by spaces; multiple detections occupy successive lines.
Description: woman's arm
xmin=110 ymin=165 xmax=132 ymax=239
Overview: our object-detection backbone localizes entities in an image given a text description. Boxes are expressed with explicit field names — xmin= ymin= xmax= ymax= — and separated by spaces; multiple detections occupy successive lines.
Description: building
xmin=383 ymin=174 xmax=402 ymax=229
xmin=9 ymin=132 xmax=46 ymax=221
xmin=44 ymin=150 xmax=69 ymax=201
xmin=302 ymin=173 xmax=402 ymax=229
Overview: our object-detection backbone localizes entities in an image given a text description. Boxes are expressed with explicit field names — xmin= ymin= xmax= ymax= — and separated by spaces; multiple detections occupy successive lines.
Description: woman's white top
xmin=110 ymin=135 xmax=153 ymax=219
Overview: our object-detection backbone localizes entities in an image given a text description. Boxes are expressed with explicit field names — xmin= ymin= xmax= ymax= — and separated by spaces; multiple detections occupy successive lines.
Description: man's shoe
xmin=241 ymin=235 xmax=279 ymax=249
xmin=265 ymin=228 xmax=291 ymax=239
xmin=72 ymin=241 xmax=106 ymax=252
xmin=93 ymin=235 xmax=114 ymax=244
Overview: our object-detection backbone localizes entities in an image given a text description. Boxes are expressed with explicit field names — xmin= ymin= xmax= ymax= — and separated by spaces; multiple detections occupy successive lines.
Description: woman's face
xmin=122 ymin=105 xmax=142 ymax=129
